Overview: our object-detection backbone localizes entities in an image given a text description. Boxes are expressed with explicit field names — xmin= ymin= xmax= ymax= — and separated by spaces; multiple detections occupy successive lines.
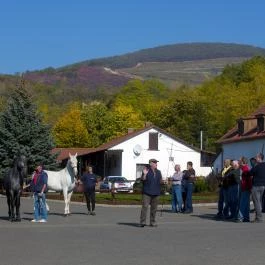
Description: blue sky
xmin=1 ymin=0 xmax=265 ymax=74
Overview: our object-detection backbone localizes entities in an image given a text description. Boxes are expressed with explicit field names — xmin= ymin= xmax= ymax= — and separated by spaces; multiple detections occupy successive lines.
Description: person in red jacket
xmin=237 ymin=157 xmax=252 ymax=222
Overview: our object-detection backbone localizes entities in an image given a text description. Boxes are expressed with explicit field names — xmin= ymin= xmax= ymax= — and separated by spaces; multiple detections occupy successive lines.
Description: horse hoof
xmin=16 ymin=218 xmax=21 ymax=222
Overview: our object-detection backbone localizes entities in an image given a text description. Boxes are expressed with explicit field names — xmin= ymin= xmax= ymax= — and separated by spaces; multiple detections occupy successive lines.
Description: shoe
xmin=139 ymin=224 xmax=146 ymax=227
xmin=251 ymin=219 xmax=263 ymax=223
xmin=31 ymin=219 xmax=38 ymax=222
xmin=150 ymin=223 xmax=158 ymax=227
xmin=234 ymin=219 xmax=243 ymax=223
xmin=39 ymin=219 xmax=47 ymax=223
xmin=91 ymin=211 xmax=96 ymax=216
xmin=183 ymin=210 xmax=192 ymax=214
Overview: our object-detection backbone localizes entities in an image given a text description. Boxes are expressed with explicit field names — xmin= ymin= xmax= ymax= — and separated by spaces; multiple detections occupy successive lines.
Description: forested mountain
xmin=22 ymin=42 xmax=265 ymax=88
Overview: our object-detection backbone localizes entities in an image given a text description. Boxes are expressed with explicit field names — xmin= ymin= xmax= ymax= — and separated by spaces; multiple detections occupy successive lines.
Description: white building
xmin=213 ymin=105 xmax=265 ymax=172
xmin=54 ymin=125 xmax=214 ymax=181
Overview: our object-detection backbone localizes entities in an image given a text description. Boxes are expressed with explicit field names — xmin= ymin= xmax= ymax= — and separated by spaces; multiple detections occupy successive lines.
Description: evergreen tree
xmin=0 ymin=81 xmax=58 ymax=177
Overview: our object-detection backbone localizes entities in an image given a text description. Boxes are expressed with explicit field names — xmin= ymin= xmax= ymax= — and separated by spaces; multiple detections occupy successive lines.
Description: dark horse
xmin=3 ymin=155 xmax=27 ymax=222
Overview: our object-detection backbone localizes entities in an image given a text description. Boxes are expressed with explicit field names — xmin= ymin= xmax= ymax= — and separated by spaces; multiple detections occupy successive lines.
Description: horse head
xmin=68 ymin=153 xmax=78 ymax=176
xmin=15 ymin=155 xmax=28 ymax=177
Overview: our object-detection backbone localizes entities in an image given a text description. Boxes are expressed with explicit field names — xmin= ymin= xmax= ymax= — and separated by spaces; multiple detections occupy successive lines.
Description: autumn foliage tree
xmin=53 ymin=103 xmax=89 ymax=147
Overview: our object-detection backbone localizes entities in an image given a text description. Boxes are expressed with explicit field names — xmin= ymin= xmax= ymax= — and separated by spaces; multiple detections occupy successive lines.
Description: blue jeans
xmin=228 ymin=184 xmax=239 ymax=219
xmin=171 ymin=185 xmax=183 ymax=212
xmin=217 ymin=186 xmax=224 ymax=215
xmin=238 ymin=190 xmax=250 ymax=221
xmin=33 ymin=193 xmax=48 ymax=221
xmin=223 ymin=188 xmax=229 ymax=217
xmin=185 ymin=183 xmax=193 ymax=212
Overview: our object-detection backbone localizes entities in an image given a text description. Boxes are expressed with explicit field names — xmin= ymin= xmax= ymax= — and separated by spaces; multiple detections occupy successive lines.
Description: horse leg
xmin=10 ymin=191 xmax=16 ymax=222
xmin=63 ymin=189 xmax=69 ymax=216
xmin=15 ymin=191 xmax=21 ymax=221
xmin=6 ymin=192 xmax=11 ymax=220
xmin=67 ymin=191 xmax=73 ymax=215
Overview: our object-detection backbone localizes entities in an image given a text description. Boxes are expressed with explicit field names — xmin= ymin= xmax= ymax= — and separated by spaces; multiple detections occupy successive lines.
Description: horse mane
xmin=66 ymin=159 xmax=76 ymax=182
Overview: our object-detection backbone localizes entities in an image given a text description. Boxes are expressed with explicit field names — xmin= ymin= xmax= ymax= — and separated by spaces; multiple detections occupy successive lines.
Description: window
xmin=149 ymin=132 xmax=158 ymax=150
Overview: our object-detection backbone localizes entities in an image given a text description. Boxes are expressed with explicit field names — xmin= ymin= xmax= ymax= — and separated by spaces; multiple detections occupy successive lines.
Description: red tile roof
xmin=217 ymin=104 xmax=265 ymax=144
xmin=52 ymin=148 xmax=95 ymax=161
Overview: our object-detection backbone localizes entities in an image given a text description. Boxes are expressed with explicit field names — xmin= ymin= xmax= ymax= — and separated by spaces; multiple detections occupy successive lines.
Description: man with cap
xmin=139 ymin=158 xmax=163 ymax=227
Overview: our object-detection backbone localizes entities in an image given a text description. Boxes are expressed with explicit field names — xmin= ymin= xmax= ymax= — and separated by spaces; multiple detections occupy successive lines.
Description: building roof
xmin=52 ymin=125 xmax=205 ymax=161
xmin=52 ymin=147 xmax=95 ymax=161
xmin=217 ymin=104 xmax=265 ymax=144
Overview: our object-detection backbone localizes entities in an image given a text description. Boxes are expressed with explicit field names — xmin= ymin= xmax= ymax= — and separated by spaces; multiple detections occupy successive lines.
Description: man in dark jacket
xmin=139 ymin=158 xmax=163 ymax=227
xmin=30 ymin=165 xmax=48 ymax=222
xmin=80 ymin=165 xmax=97 ymax=215
xmin=183 ymin=161 xmax=196 ymax=214
xmin=250 ymin=153 xmax=265 ymax=222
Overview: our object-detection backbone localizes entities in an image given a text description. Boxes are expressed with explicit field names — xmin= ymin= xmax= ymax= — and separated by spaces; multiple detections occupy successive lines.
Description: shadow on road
xmin=117 ymin=222 xmax=140 ymax=227
xmin=191 ymin=213 xmax=219 ymax=221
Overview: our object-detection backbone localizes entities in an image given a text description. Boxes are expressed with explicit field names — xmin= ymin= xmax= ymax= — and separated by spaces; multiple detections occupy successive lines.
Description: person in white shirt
xmin=170 ymin=164 xmax=183 ymax=213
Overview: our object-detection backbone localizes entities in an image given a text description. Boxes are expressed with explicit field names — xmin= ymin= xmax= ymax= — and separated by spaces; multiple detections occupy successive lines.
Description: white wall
xmin=110 ymin=128 xmax=212 ymax=181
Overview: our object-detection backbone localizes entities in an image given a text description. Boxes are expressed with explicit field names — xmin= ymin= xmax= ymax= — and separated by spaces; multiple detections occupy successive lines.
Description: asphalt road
xmin=0 ymin=196 xmax=264 ymax=265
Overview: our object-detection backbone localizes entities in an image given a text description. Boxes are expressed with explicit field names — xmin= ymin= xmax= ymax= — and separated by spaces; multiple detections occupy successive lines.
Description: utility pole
xmin=200 ymin=130 xmax=203 ymax=150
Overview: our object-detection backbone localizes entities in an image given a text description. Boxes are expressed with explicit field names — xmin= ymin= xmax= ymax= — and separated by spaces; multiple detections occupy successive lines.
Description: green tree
xmin=53 ymin=103 xmax=90 ymax=147
xmin=0 ymin=83 xmax=58 ymax=176
xmin=80 ymin=101 xmax=115 ymax=147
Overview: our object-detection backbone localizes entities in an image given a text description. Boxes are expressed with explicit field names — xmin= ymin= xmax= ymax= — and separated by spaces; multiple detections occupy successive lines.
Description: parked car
xmin=99 ymin=176 xmax=133 ymax=193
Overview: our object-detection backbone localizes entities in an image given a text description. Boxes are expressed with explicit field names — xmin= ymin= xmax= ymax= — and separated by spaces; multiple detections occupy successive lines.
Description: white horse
xmin=45 ymin=153 xmax=78 ymax=215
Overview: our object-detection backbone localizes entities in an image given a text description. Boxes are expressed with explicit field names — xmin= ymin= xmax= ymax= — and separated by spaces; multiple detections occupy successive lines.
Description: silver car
xmin=99 ymin=176 xmax=133 ymax=193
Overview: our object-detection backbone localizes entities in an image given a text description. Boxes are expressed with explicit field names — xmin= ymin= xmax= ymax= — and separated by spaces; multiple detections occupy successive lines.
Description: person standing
xmin=226 ymin=160 xmax=241 ymax=220
xmin=170 ymin=164 xmax=183 ymax=213
xmin=80 ymin=165 xmax=97 ymax=215
xmin=139 ymin=158 xmax=163 ymax=227
xmin=249 ymin=153 xmax=265 ymax=223
xmin=216 ymin=159 xmax=232 ymax=219
xmin=237 ymin=157 xmax=252 ymax=222
xmin=183 ymin=161 xmax=196 ymax=214
xmin=30 ymin=165 xmax=48 ymax=223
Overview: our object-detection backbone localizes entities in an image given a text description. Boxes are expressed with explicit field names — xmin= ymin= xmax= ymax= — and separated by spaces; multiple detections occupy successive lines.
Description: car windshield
xmin=109 ymin=177 xmax=127 ymax=183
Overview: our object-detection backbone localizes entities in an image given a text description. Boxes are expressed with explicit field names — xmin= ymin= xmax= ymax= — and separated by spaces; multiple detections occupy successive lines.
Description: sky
xmin=1 ymin=0 xmax=265 ymax=74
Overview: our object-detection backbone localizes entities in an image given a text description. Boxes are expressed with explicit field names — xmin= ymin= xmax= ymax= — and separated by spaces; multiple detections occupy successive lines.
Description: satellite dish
xmin=133 ymin=144 xmax=142 ymax=156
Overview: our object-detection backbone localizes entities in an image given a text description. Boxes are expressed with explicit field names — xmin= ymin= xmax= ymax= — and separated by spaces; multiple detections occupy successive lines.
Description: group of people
xmin=29 ymin=153 xmax=265 ymax=226
xmin=216 ymin=152 xmax=265 ymax=223
xmin=30 ymin=164 xmax=98 ymax=223
xmin=169 ymin=162 xmax=196 ymax=214
xmin=139 ymin=159 xmax=196 ymax=227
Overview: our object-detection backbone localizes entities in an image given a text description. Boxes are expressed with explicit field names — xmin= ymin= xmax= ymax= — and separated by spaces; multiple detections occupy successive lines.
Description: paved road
xmin=0 ymin=196 xmax=264 ymax=265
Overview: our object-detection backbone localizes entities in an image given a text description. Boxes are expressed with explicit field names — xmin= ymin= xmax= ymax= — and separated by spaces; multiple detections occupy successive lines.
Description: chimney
xmin=256 ymin=114 xmax=265 ymax=133
xmin=237 ymin=118 xmax=244 ymax=136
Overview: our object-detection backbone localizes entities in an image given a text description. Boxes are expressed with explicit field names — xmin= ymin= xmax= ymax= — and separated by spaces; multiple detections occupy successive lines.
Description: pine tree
xmin=0 ymin=80 xmax=58 ymax=177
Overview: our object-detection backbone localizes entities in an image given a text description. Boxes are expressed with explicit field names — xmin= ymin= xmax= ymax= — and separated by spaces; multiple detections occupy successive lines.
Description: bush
xmin=205 ymin=172 xmax=219 ymax=192
xmin=194 ymin=176 xmax=208 ymax=193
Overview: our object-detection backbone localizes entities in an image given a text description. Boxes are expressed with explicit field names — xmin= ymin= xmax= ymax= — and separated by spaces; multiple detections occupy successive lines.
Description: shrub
xmin=205 ymin=171 xmax=219 ymax=192
xmin=194 ymin=176 xmax=208 ymax=193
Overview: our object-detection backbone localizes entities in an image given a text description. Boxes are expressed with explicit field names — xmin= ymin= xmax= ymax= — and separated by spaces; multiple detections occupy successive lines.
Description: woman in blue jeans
xmin=170 ymin=164 xmax=183 ymax=213
xmin=30 ymin=165 xmax=48 ymax=222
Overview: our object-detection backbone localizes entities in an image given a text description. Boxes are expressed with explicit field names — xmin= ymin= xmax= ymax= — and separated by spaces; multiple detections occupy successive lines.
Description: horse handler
xmin=139 ymin=159 xmax=163 ymax=227
xmin=80 ymin=165 xmax=97 ymax=215
xmin=30 ymin=165 xmax=48 ymax=223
